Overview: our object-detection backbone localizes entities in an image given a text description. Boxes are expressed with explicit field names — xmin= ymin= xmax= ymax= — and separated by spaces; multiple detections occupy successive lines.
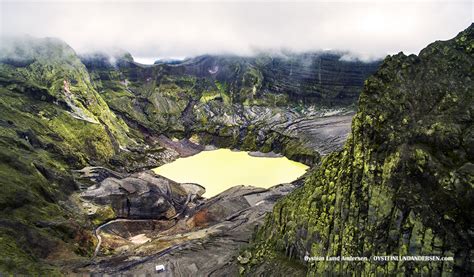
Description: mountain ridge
xmin=241 ymin=23 xmax=473 ymax=276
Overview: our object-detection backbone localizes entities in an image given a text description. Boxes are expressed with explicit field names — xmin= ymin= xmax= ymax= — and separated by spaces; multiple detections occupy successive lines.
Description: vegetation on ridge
xmin=241 ymin=24 xmax=473 ymax=275
xmin=0 ymin=37 xmax=139 ymax=274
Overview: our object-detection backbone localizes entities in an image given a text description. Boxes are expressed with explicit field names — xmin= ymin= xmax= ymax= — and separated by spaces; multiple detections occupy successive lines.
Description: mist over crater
xmin=1 ymin=1 xmax=471 ymax=62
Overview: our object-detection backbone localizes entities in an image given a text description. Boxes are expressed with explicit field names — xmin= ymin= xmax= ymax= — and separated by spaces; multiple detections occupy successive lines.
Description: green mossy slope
xmin=243 ymin=25 xmax=473 ymax=275
xmin=0 ymin=37 xmax=136 ymax=274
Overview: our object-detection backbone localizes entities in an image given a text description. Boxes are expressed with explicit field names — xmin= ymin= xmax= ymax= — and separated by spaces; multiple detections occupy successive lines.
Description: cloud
xmin=1 ymin=0 xmax=472 ymax=62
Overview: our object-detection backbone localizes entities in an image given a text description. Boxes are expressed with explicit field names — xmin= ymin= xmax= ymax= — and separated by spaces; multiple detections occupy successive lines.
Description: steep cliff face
xmin=256 ymin=53 xmax=380 ymax=106
xmin=82 ymin=51 xmax=380 ymax=108
xmin=154 ymin=53 xmax=380 ymax=106
xmin=243 ymin=25 xmax=473 ymax=275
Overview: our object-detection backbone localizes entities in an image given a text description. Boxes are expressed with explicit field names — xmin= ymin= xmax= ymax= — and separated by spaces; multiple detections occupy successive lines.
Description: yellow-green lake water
xmin=153 ymin=149 xmax=309 ymax=197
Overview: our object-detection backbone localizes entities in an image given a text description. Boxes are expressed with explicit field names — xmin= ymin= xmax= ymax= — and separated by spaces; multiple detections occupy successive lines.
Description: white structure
xmin=155 ymin=264 xmax=166 ymax=272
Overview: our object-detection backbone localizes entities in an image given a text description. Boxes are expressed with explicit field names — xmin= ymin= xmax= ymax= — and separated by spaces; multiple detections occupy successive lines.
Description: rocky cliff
xmin=82 ymin=51 xmax=380 ymax=108
xmin=242 ymin=25 xmax=473 ymax=275
xmin=158 ymin=52 xmax=380 ymax=106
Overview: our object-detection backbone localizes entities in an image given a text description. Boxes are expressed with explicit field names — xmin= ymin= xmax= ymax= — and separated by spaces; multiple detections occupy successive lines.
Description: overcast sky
xmin=1 ymin=0 xmax=472 ymax=63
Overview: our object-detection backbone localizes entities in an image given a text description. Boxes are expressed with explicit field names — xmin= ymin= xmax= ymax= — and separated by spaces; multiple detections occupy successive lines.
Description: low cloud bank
xmin=1 ymin=1 xmax=472 ymax=62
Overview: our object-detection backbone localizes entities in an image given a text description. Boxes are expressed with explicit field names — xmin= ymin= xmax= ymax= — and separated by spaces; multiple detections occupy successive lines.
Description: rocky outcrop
xmin=79 ymin=171 xmax=203 ymax=219
xmin=188 ymin=105 xmax=354 ymax=166
xmin=243 ymin=25 xmax=474 ymax=275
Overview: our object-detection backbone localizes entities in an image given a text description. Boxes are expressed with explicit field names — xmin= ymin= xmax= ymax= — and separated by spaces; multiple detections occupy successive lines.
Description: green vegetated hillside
xmin=0 ymin=37 xmax=139 ymax=274
xmin=242 ymin=25 xmax=473 ymax=275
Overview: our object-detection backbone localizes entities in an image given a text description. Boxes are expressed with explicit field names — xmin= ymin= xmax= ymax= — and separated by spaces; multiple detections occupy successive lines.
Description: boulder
xmin=80 ymin=171 xmax=202 ymax=219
